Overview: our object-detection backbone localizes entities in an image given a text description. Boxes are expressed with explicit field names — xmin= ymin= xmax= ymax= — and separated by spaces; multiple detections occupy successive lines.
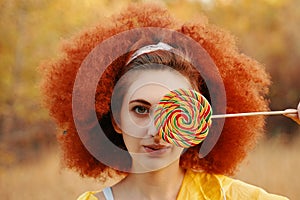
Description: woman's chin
xmin=130 ymin=154 xmax=180 ymax=173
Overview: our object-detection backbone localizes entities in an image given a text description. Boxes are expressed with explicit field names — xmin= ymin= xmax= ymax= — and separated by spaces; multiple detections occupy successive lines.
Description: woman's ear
xmin=111 ymin=117 xmax=122 ymax=134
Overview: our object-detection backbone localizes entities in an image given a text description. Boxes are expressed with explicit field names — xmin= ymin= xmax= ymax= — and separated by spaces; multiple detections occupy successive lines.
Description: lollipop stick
xmin=212 ymin=109 xmax=298 ymax=119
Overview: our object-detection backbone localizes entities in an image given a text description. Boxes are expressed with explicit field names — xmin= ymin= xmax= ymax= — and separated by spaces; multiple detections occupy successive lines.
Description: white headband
xmin=127 ymin=42 xmax=174 ymax=64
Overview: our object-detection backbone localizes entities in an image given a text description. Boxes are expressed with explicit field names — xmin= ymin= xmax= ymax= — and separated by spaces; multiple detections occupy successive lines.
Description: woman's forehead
xmin=125 ymin=70 xmax=192 ymax=101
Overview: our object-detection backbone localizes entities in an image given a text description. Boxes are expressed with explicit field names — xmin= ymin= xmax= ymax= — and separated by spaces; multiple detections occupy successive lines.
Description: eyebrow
xmin=129 ymin=99 xmax=151 ymax=106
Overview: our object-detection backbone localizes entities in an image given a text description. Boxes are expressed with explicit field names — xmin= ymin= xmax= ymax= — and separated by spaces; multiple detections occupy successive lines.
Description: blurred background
xmin=0 ymin=0 xmax=299 ymax=199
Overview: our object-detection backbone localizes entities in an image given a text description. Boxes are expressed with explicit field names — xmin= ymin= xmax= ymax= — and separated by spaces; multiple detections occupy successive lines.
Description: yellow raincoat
xmin=77 ymin=169 xmax=288 ymax=200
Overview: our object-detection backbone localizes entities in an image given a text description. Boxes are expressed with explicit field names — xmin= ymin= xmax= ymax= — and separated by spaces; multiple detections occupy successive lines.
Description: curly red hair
xmin=40 ymin=3 xmax=270 ymax=181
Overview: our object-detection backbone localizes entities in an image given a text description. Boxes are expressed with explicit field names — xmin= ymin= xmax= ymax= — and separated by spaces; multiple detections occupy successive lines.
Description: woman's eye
xmin=133 ymin=106 xmax=149 ymax=115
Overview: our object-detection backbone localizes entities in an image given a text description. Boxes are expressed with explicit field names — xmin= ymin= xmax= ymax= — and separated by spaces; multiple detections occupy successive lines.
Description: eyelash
xmin=132 ymin=105 xmax=150 ymax=115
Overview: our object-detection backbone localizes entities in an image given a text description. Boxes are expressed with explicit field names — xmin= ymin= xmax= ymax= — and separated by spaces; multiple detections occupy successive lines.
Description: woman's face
xmin=115 ymin=69 xmax=193 ymax=172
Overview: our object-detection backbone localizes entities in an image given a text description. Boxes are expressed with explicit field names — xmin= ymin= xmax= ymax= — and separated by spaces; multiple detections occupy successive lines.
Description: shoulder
xmin=182 ymin=170 xmax=289 ymax=200
xmin=224 ymin=177 xmax=289 ymax=200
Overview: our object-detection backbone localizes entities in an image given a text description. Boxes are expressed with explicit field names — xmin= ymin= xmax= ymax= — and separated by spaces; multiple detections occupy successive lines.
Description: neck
xmin=122 ymin=160 xmax=185 ymax=200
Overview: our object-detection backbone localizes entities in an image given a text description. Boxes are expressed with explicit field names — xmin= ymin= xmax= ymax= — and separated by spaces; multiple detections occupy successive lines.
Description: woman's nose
xmin=147 ymin=105 xmax=162 ymax=142
xmin=147 ymin=122 xmax=158 ymax=137
xmin=147 ymin=124 xmax=161 ymax=143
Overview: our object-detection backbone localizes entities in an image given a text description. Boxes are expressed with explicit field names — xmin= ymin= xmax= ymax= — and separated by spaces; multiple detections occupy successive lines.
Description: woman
xmin=40 ymin=3 xmax=297 ymax=199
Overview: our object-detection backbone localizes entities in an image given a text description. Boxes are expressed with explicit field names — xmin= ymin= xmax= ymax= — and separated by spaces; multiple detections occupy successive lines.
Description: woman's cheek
xmin=131 ymin=113 xmax=152 ymax=128
xmin=120 ymin=117 xmax=149 ymax=139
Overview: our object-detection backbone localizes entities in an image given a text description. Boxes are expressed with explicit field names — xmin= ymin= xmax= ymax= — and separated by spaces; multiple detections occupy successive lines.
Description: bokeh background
xmin=0 ymin=0 xmax=299 ymax=199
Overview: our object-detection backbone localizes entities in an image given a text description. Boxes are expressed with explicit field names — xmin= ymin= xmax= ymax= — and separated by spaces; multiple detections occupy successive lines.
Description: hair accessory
xmin=127 ymin=42 xmax=174 ymax=64
xmin=154 ymin=88 xmax=212 ymax=148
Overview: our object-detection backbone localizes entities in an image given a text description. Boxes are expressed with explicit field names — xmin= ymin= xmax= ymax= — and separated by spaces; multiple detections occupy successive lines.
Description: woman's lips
xmin=143 ymin=144 xmax=171 ymax=155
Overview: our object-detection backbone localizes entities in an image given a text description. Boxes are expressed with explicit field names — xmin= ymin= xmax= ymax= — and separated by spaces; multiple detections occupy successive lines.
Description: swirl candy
xmin=153 ymin=89 xmax=212 ymax=148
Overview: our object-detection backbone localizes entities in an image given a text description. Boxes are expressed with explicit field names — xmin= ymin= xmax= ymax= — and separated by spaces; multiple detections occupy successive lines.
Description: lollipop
xmin=154 ymin=88 xmax=212 ymax=148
